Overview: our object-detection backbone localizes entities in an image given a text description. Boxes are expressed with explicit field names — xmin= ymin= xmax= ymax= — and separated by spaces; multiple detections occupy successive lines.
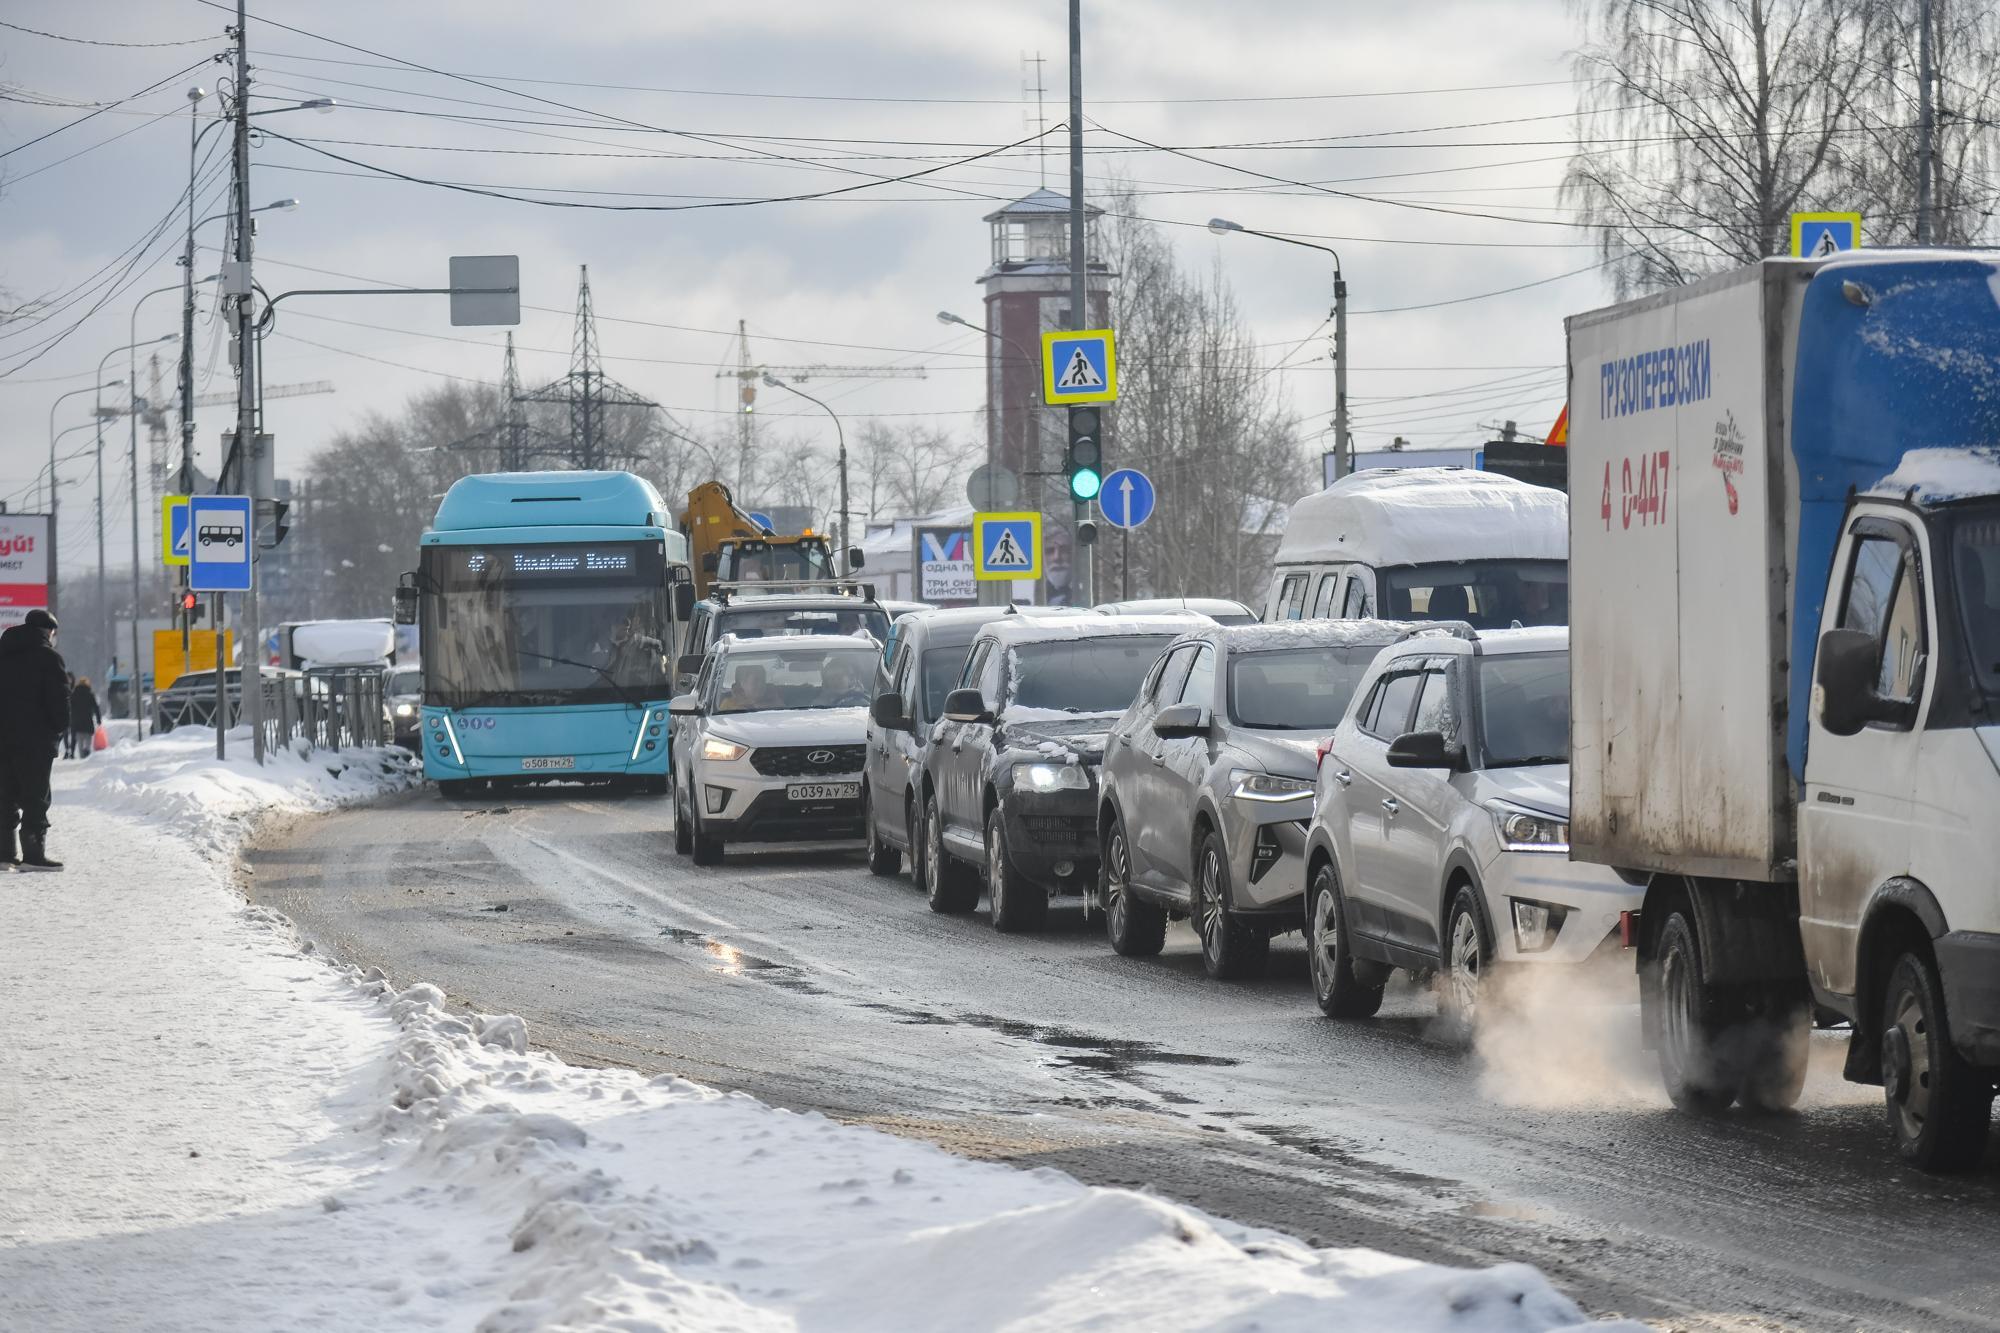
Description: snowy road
xmin=249 ymin=784 xmax=2000 ymax=1331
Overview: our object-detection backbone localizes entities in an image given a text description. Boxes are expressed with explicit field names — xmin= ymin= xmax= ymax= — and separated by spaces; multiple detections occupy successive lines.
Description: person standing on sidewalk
xmin=68 ymin=675 xmax=101 ymax=761
xmin=0 ymin=609 xmax=71 ymax=870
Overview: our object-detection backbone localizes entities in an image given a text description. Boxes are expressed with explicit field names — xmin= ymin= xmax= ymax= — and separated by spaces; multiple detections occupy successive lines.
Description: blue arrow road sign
xmin=1100 ymin=468 xmax=1156 ymax=530
xmin=188 ymin=495 xmax=253 ymax=592
xmin=748 ymin=511 xmax=775 ymax=532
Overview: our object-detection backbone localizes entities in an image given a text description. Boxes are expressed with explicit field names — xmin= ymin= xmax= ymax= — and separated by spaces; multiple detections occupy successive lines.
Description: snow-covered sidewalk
xmin=0 ymin=730 xmax=1636 ymax=1332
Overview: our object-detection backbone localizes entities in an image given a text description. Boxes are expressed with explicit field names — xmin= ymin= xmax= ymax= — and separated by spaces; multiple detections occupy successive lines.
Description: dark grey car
xmin=1095 ymin=620 xmax=1426 ymax=979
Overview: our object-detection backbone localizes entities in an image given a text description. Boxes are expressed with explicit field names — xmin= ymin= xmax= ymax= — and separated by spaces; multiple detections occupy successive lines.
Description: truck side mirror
xmin=672 ymin=582 xmax=696 ymax=620
xmin=942 ymin=688 xmax=992 ymax=725
xmin=392 ymin=580 xmax=418 ymax=626
xmin=1815 ymin=628 xmax=1911 ymax=735
xmin=871 ymin=690 xmax=908 ymax=731
xmin=1387 ymin=730 xmax=1461 ymax=770
xmin=847 ymin=546 xmax=866 ymax=571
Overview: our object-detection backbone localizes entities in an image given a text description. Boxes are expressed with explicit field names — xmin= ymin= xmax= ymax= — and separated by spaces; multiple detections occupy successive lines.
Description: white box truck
xmin=1567 ymin=254 xmax=2000 ymax=1171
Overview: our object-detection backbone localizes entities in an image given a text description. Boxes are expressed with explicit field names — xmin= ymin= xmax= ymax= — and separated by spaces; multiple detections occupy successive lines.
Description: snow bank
xmin=0 ymin=730 xmax=1637 ymax=1332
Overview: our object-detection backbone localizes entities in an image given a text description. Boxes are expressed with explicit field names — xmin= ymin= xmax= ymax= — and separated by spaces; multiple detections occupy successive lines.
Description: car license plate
xmin=520 ymin=756 xmax=575 ymax=771
xmin=787 ymin=782 xmax=858 ymax=801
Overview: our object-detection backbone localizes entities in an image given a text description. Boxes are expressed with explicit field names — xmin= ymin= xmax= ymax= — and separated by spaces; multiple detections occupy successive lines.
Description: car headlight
xmin=1013 ymin=761 xmax=1089 ymax=792
xmin=394 ymin=703 xmax=416 ymax=718
xmin=1488 ymin=802 xmax=1568 ymax=852
xmin=1229 ymin=769 xmax=1314 ymax=803
xmin=700 ymin=735 xmax=749 ymax=762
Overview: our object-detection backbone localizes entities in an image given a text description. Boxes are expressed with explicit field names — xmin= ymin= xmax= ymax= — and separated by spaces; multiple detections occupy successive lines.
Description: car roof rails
xmin=1393 ymin=619 xmax=1477 ymax=644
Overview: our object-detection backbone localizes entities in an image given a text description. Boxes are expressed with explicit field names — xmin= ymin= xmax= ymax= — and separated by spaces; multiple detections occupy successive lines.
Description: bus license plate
xmin=521 ymin=756 xmax=575 ymax=771
xmin=787 ymin=782 xmax=857 ymax=802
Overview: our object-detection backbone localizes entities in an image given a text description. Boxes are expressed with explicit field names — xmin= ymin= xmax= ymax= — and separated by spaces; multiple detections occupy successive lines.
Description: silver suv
xmin=1096 ymin=621 xmax=1424 ymax=978
xmin=667 ymin=635 xmax=879 ymax=865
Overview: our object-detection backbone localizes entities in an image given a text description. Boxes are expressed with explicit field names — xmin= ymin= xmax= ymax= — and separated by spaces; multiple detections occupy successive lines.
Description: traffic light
xmin=179 ymin=590 xmax=204 ymax=625
xmin=1065 ymin=405 xmax=1102 ymax=502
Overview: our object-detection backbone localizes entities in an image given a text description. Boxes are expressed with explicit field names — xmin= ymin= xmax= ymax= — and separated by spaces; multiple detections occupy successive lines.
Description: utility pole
xmin=1333 ymin=270 xmax=1350 ymax=480
xmin=1067 ymin=0 xmax=1093 ymax=605
xmin=1916 ymin=0 xmax=1936 ymax=245
xmin=94 ymin=395 xmax=108 ymax=675
xmin=736 ymin=320 xmax=754 ymax=497
xmin=229 ymin=0 xmax=264 ymax=762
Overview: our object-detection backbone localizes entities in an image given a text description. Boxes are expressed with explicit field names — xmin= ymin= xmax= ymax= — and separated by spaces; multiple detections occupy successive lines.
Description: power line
xmin=0 ymin=57 xmax=217 ymax=161
xmin=0 ymin=19 xmax=217 ymax=48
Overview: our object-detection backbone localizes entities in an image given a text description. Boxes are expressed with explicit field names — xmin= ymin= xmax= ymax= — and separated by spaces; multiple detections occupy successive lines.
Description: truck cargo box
xmin=1566 ymin=262 xmax=1812 ymax=881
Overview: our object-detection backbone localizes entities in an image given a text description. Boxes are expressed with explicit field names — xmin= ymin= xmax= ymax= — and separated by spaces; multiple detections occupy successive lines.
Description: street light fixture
xmin=94 ymin=337 xmax=176 ymax=685
xmin=761 ymin=374 xmax=853 ymax=576
xmin=1209 ymin=216 xmax=1350 ymax=480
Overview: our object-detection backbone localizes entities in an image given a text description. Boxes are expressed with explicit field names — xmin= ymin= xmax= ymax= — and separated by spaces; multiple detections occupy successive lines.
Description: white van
xmin=1261 ymin=468 xmax=1569 ymax=629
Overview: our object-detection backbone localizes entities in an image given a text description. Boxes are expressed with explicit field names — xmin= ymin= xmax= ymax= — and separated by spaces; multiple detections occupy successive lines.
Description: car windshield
xmin=717 ymin=538 xmax=837 ymax=585
xmin=1950 ymin=507 xmax=2000 ymax=698
xmin=921 ymin=645 xmax=975 ymax=721
xmin=1007 ymin=635 xmax=1174 ymax=713
xmin=1229 ymin=645 xmax=1382 ymax=730
xmin=717 ymin=604 xmax=888 ymax=645
xmin=1476 ymin=651 xmax=1569 ymax=768
xmin=1377 ymin=559 xmax=1568 ymax=630
xmin=423 ymin=541 xmax=669 ymax=708
xmin=713 ymin=646 xmax=877 ymax=713
xmin=388 ymin=668 xmax=421 ymax=696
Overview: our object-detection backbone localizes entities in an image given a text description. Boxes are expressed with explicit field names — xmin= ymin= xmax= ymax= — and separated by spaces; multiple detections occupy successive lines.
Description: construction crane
xmin=715 ymin=320 xmax=926 ymax=498
xmin=190 ymin=380 xmax=335 ymax=408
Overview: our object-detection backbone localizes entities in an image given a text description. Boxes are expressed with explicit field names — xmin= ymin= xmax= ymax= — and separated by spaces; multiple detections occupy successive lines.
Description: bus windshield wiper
xmin=514 ymin=648 xmax=651 ymax=709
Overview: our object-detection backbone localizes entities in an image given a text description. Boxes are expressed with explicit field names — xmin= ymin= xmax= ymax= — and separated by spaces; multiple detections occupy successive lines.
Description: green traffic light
xmin=1070 ymin=467 xmax=1103 ymax=501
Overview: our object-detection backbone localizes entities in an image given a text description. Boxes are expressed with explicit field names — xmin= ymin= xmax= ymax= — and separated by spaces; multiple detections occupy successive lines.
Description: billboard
xmin=913 ymin=525 xmax=976 ymax=605
xmin=0 ymin=512 xmax=51 ymax=630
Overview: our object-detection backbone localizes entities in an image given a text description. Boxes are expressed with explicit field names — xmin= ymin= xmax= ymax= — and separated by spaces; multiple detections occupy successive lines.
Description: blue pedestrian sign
xmin=748 ymin=510 xmax=775 ymax=532
xmin=1100 ymin=468 xmax=1156 ymax=530
xmin=1790 ymin=211 xmax=1862 ymax=258
xmin=973 ymin=511 xmax=1041 ymax=582
xmin=1041 ymin=329 xmax=1118 ymax=404
xmin=188 ymin=495 xmax=253 ymax=592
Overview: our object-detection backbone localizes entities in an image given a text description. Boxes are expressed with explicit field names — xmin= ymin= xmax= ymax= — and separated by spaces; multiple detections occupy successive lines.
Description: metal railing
xmin=153 ymin=666 xmax=388 ymax=753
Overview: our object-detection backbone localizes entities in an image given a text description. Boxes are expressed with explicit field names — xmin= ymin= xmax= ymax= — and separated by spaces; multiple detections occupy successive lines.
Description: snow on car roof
xmin=1094 ymin=597 xmax=1252 ymax=617
xmin=1472 ymin=625 xmax=1569 ymax=655
xmin=1274 ymin=467 xmax=1568 ymax=568
xmin=975 ymin=613 xmax=1209 ymax=645
xmin=713 ymin=633 xmax=880 ymax=655
xmin=1865 ymin=446 xmax=2000 ymax=505
xmin=1205 ymin=619 xmax=1432 ymax=652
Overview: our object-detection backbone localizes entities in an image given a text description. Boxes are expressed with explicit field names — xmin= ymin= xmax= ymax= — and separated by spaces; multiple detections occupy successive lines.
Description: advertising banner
xmin=913 ymin=525 xmax=976 ymax=605
xmin=0 ymin=512 xmax=51 ymax=630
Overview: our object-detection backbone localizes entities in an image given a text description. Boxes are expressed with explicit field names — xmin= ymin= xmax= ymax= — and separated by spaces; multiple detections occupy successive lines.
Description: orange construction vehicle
xmin=678 ymin=481 xmax=857 ymax=598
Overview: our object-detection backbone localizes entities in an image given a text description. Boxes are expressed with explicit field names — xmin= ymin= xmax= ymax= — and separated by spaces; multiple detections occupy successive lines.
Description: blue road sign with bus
xmin=188 ymin=495 xmax=252 ymax=592
xmin=1100 ymin=468 xmax=1156 ymax=530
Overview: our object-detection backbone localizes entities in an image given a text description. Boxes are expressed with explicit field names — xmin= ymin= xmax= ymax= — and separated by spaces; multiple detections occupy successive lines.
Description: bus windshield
xmin=424 ymin=541 xmax=671 ymax=708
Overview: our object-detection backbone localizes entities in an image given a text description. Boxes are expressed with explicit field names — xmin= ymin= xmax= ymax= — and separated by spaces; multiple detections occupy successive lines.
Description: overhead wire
xmin=0 ymin=56 xmax=217 ymax=161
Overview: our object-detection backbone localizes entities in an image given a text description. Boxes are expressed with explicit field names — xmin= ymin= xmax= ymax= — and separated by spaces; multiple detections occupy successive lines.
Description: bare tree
xmin=1096 ymin=188 xmax=1310 ymax=603
xmin=853 ymin=421 xmax=978 ymax=522
xmin=1565 ymin=0 xmax=1890 ymax=294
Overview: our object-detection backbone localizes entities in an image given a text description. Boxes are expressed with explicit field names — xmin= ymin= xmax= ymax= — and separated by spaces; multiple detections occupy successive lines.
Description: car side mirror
xmin=1387 ymin=730 xmax=1461 ymax=770
xmin=943 ymin=687 xmax=992 ymax=725
xmin=667 ymin=694 xmax=702 ymax=717
xmin=1815 ymin=627 xmax=1912 ymax=735
xmin=676 ymin=653 xmax=705 ymax=683
xmin=392 ymin=575 xmax=418 ymax=626
xmin=672 ymin=582 xmax=696 ymax=620
xmin=1152 ymin=702 xmax=1211 ymax=739
xmin=871 ymin=690 xmax=909 ymax=731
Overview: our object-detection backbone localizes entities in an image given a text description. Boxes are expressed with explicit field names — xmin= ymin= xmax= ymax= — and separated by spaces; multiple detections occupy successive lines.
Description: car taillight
xmin=1314 ymin=737 xmax=1335 ymax=767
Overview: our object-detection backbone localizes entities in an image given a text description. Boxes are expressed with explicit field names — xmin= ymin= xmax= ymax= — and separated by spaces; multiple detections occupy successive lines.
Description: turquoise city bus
xmin=397 ymin=471 xmax=695 ymax=794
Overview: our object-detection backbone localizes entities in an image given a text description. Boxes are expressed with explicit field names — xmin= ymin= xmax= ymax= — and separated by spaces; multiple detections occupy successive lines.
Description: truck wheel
xmin=987 ymin=808 xmax=1048 ymax=934
xmin=1103 ymin=815 xmax=1166 ymax=957
xmin=1654 ymin=910 xmax=1737 ymax=1114
xmin=673 ymin=786 xmax=693 ymax=855
xmin=923 ymin=793 xmax=978 ymax=915
xmin=1736 ymin=995 xmax=1810 ymax=1114
xmin=863 ymin=785 xmax=900 ymax=877
xmin=689 ymin=804 xmax=724 ymax=867
xmin=1194 ymin=831 xmax=1266 ymax=979
xmin=1881 ymin=950 xmax=1993 ymax=1172
xmin=1438 ymin=886 xmax=1490 ymax=1041
xmin=1306 ymin=862 xmax=1383 ymax=1019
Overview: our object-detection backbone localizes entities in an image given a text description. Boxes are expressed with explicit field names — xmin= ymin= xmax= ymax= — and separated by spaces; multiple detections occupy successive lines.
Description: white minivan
xmin=1261 ymin=468 xmax=1569 ymax=630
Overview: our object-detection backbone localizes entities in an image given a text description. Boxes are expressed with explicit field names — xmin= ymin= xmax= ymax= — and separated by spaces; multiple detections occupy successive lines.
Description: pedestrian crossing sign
xmin=1041 ymin=329 xmax=1117 ymax=404
xmin=973 ymin=511 xmax=1041 ymax=581
xmin=162 ymin=495 xmax=190 ymax=567
xmin=1791 ymin=211 xmax=1861 ymax=258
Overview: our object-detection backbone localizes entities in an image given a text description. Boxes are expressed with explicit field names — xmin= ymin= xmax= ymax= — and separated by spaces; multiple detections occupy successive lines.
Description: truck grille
xmin=750 ymin=744 xmax=864 ymax=777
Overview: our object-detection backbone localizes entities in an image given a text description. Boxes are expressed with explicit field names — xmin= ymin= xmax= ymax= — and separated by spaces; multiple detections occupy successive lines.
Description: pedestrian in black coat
xmin=0 ymin=609 xmax=71 ymax=870
xmin=68 ymin=676 xmax=101 ymax=762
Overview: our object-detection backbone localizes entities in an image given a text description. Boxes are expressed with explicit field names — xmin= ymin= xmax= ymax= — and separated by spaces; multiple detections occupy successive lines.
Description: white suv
xmin=668 ymin=635 xmax=878 ymax=865
xmin=1302 ymin=627 xmax=1640 ymax=1028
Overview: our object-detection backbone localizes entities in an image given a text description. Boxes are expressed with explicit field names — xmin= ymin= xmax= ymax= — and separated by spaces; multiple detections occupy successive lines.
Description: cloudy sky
xmin=1 ymin=0 xmax=1595 ymax=573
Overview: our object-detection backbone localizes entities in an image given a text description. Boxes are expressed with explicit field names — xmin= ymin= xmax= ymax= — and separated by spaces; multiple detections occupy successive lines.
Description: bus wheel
xmin=439 ymin=779 xmax=473 ymax=799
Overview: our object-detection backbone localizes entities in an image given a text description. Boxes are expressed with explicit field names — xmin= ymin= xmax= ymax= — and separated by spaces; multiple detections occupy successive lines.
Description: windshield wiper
xmin=513 ymin=648 xmax=653 ymax=710
xmin=1490 ymin=753 xmax=1566 ymax=768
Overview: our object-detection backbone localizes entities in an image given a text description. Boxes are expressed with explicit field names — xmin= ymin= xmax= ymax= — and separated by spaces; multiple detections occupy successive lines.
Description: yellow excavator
xmin=678 ymin=481 xmax=858 ymax=599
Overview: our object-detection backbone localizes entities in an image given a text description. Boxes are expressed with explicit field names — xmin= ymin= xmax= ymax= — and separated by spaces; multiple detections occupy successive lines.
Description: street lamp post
xmin=98 ymin=337 xmax=175 ymax=691
xmin=128 ymin=303 xmax=187 ymax=733
xmin=938 ymin=310 xmax=1038 ymax=607
xmin=1209 ymin=217 xmax=1349 ymax=481
xmin=761 ymin=375 xmax=851 ymax=577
